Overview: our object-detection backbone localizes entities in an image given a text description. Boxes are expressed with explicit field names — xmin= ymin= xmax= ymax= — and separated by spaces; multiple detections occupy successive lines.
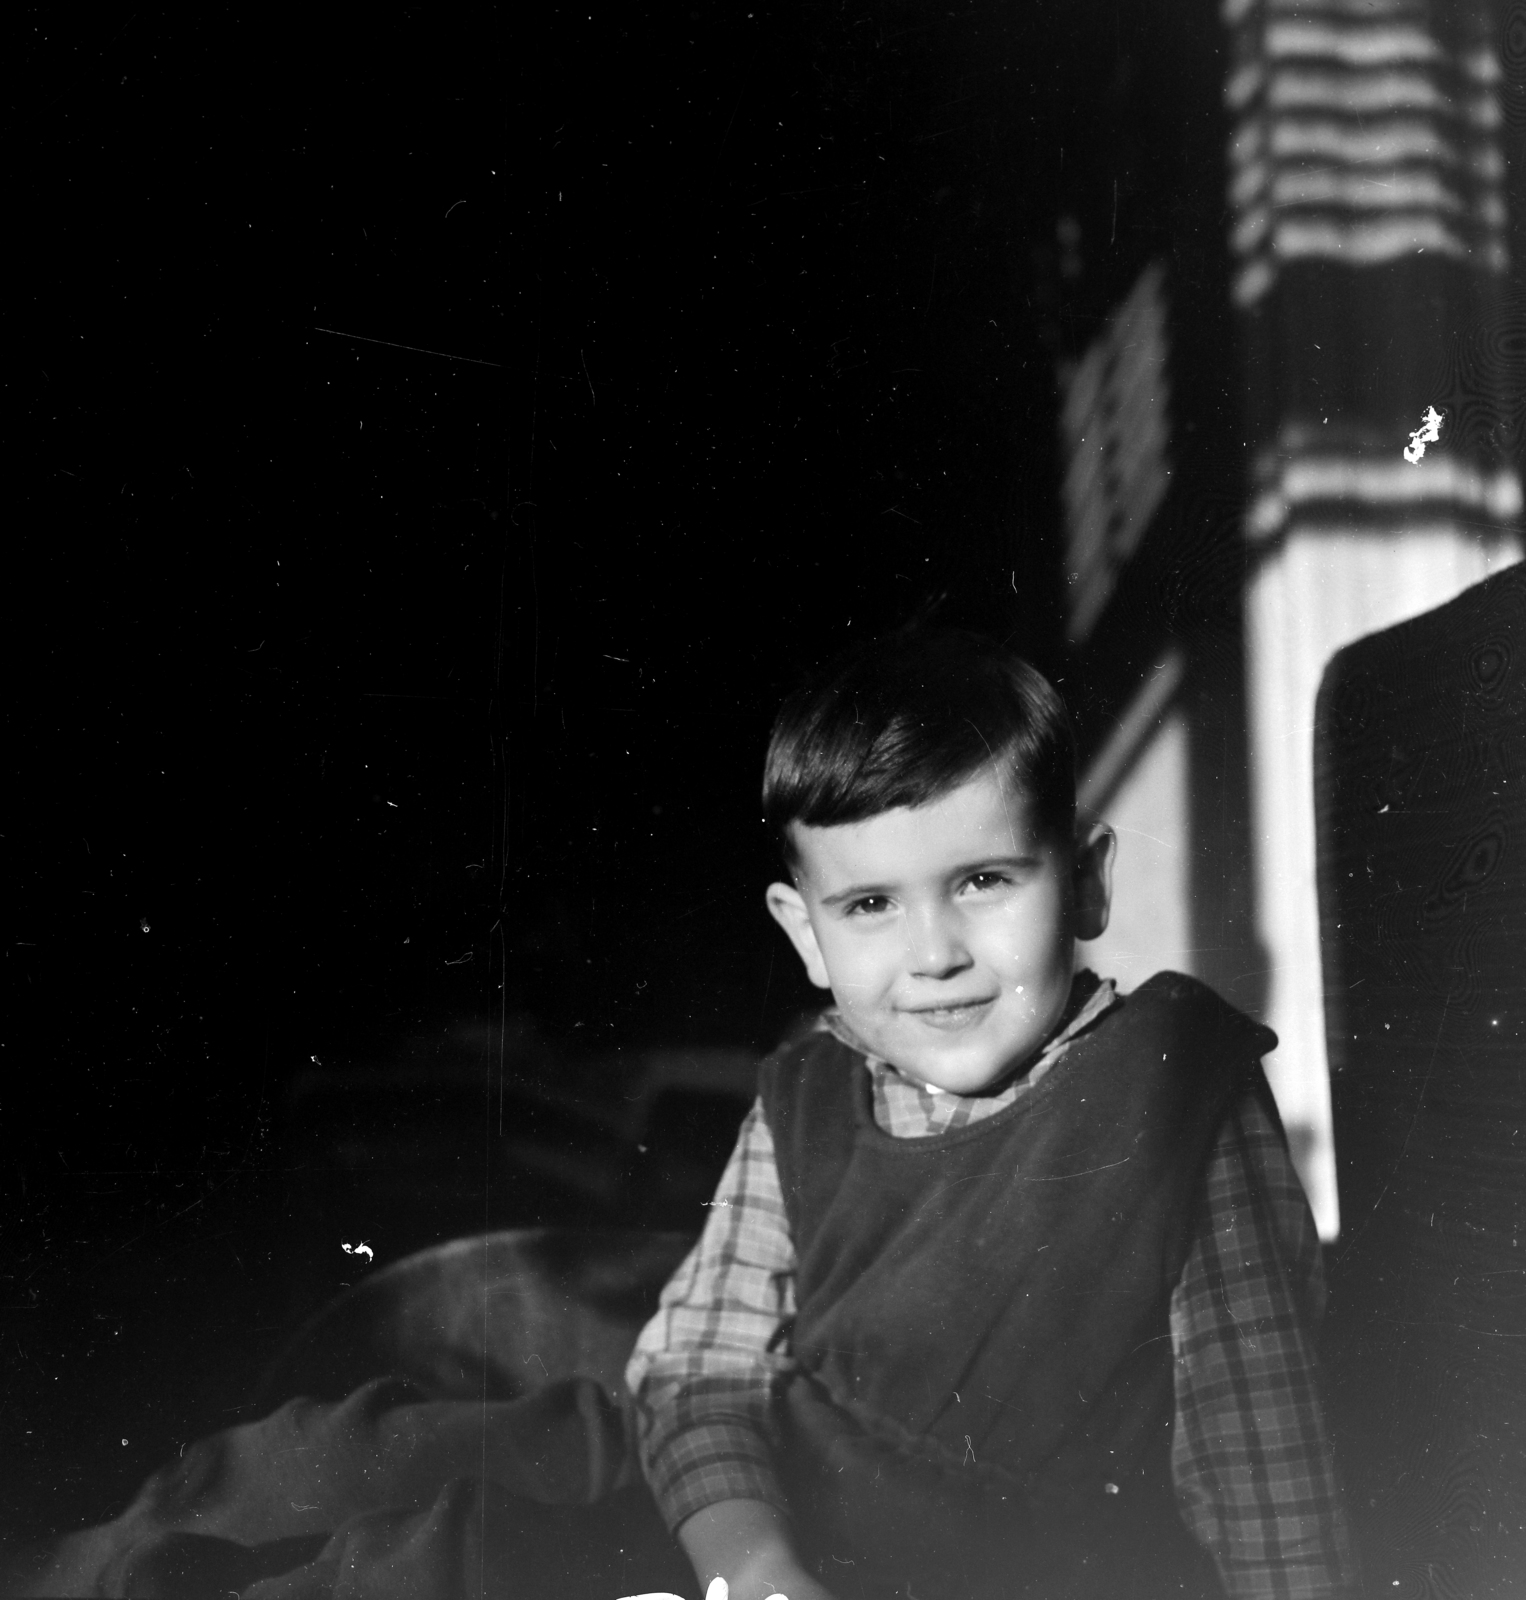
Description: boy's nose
xmin=906 ymin=909 xmax=972 ymax=978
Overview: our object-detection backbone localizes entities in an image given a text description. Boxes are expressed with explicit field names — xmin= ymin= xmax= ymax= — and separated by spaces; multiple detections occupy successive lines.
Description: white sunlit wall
xmin=1082 ymin=711 xmax=1195 ymax=996
xmin=1079 ymin=657 xmax=1197 ymax=997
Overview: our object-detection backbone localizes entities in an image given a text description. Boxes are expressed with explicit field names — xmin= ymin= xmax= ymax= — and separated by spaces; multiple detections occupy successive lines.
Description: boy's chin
xmin=894 ymin=1041 xmax=1035 ymax=1097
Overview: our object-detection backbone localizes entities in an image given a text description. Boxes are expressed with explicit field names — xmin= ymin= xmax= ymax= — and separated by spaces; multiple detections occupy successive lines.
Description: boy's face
xmin=766 ymin=765 xmax=1113 ymax=1096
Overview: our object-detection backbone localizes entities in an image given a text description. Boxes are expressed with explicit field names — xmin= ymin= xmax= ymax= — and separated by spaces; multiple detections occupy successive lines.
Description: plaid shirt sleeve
xmin=1170 ymin=1081 xmax=1361 ymax=1599
xmin=624 ymin=1097 xmax=797 ymax=1531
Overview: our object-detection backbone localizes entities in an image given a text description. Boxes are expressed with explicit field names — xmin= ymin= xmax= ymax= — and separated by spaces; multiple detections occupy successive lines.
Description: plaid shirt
xmin=625 ymin=975 xmax=1360 ymax=1599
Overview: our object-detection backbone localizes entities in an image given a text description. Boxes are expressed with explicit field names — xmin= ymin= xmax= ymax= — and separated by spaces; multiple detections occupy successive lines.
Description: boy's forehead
xmin=789 ymin=768 xmax=1055 ymax=884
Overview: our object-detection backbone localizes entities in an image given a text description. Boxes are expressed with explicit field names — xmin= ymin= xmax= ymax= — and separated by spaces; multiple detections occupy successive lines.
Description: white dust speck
xmin=1404 ymin=406 xmax=1442 ymax=464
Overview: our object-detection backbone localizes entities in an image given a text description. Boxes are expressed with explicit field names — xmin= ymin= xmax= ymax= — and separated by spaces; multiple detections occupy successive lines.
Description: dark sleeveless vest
xmin=759 ymin=972 xmax=1278 ymax=1600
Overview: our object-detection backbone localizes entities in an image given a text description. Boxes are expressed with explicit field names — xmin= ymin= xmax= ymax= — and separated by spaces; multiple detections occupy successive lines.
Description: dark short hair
xmin=762 ymin=627 xmax=1076 ymax=869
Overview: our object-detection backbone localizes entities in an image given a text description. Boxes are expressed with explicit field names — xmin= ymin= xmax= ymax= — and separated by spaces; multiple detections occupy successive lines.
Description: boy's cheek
xmin=821 ymin=945 xmax=890 ymax=998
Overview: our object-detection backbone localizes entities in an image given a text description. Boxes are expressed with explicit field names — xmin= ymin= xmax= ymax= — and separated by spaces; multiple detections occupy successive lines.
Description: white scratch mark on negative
xmin=1404 ymin=405 xmax=1443 ymax=464
xmin=341 ymin=1242 xmax=374 ymax=1262
xmin=620 ymin=1586 xmax=732 ymax=1600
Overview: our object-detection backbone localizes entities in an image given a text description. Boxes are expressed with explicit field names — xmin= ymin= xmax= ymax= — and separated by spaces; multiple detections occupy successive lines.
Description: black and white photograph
xmin=8 ymin=1 xmax=1526 ymax=1595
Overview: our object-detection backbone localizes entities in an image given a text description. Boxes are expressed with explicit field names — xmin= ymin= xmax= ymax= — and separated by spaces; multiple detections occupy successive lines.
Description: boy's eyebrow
xmin=817 ymin=853 xmax=1043 ymax=907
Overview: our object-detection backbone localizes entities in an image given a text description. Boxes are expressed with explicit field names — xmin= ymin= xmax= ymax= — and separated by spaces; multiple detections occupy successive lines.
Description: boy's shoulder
xmin=1118 ymin=971 xmax=1278 ymax=1061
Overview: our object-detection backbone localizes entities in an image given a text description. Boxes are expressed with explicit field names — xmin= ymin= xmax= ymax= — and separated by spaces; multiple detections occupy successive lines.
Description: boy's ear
xmin=765 ymin=881 xmax=833 ymax=989
xmin=1072 ymin=819 xmax=1116 ymax=942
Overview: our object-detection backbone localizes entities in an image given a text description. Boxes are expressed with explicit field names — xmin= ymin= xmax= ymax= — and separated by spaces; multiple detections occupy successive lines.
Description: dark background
xmin=7 ymin=0 xmax=1230 ymax=1547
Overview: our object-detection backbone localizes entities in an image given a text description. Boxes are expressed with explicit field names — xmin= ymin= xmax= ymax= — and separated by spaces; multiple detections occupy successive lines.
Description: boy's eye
xmin=964 ymin=871 xmax=1012 ymax=892
xmin=845 ymin=894 xmax=893 ymax=916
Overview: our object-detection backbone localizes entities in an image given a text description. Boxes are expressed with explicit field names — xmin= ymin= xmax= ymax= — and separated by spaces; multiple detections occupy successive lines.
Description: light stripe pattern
xmin=1247 ymin=445 xmax=1524 ymax=549
xmin=1223 ymin=0 xmax=1509 ymax=309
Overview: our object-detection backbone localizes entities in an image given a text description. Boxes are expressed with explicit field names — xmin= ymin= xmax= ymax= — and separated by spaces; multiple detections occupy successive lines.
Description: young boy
xmin=626 ymin=628 xmax=1358 ymax=1600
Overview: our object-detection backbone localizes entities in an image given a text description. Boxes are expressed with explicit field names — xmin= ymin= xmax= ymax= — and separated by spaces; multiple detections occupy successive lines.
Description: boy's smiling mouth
xmin=900 ymin=997 xmax=997 ymax=1030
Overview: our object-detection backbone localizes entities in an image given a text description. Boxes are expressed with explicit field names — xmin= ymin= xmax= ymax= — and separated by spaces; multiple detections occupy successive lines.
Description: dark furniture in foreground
xmin=258 ymin=1228 xmax=697 ymax=1409
xmin=6 ymin=1230 xmax=702 ymax=1599
xmin=1316 ymin=563 xmax=1526 ymax=1595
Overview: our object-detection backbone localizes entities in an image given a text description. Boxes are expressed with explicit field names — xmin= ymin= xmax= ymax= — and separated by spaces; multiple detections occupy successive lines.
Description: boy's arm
xmin=678 ymin=1499 xmax=838 ymax=1600
xmin=625 ymin=1099 xmax=833 ymax=1598
xmin=1169 ymin=1080 xmax=1361 ymax=1599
